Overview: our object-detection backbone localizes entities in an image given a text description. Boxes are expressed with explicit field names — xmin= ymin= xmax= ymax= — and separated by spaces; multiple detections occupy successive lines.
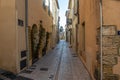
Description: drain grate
xmin=72 ymin=55 xmax=78 ymax=57
xmin=40 ymin=68 xmax=48 ymax=71
xmin=72 ymin=54 xmax=78 ymax=57
xmin=15 ymin=76 xmax=33 ymax=80
xmin=31 ymin=65 xmax=36 ymax=67
xmin=22 ymin=70 xmax=33 ymax=74
xmin=29 ymin=67 xmax=36 ymax=70
xmin=49 ymin=74 xmax=54 ymax=79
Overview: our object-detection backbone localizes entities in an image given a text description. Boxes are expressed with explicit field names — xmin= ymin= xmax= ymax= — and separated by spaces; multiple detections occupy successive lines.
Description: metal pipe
xmin=100 ymin=0 xmax=103 ymax=80
xmin=25 ymin=0 xmax=29 ymax=67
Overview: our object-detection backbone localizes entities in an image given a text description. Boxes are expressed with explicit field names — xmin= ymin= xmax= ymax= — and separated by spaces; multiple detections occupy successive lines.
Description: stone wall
xmin=102 ymin=25 xmax=120 ymax=80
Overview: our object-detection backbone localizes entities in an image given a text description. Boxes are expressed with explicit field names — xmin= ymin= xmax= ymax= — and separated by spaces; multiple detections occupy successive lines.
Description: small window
xmin=43 ymin=0 xmax=46 ymax=10
xmin=18 ymin=19 xmax=24 ymax=26
xmin=21 ymin=50 xmax=27 ymax=58
xmin=20 ymin=59 xmax=27 ymax=70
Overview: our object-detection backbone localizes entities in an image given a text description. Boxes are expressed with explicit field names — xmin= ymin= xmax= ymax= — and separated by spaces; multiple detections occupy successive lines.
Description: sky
xmin=58 ymin=0 xmax=69 ymax=29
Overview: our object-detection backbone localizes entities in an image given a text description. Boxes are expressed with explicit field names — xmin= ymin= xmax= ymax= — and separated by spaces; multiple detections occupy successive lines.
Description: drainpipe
xmin=100 ymin=0 xmax=103 ymax=80
xmin=25 ymin=0 xmax=29 ymax=67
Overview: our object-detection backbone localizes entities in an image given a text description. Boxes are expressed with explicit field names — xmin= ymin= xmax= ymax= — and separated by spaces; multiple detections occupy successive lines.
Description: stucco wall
xmin=28 ymin=0 xmax=53 ymax=32
xmin=16 ymin=0 xmax=26 ymax=72
xmin=28 ymin=0 xmax=53 ymax=60
xmin=79 ymin=0 xmax=100 ymax=78
xmin=0 ymin=0 xmax=17 ymax=73
xmin=102 ymin=0 xmax=120 ymax=30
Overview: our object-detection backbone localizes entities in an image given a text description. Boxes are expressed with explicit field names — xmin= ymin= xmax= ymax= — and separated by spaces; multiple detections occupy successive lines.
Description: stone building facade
xmin=102 ymin=0 xmax=120 ymax=79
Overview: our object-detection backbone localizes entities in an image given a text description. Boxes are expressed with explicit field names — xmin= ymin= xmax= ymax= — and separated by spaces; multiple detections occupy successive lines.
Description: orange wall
xmin=79 ymin=0 xmax=100 ymax=78
xmin=102 ymin=0 xmax=120 ymax=30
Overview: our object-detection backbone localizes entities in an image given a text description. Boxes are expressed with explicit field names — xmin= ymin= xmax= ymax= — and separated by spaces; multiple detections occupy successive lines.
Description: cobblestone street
xmin=18 ymin=40 xmax=91 ymax=80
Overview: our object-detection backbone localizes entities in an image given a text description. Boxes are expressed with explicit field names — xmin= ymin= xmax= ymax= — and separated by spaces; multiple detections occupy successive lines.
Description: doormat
xmin=15 ymin=76 xmax=33 ymax=80
xmin=40 ymin=68 xmax=48 ymax=71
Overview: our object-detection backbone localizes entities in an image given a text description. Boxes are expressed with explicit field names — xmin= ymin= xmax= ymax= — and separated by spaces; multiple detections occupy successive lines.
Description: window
xmin=18 ymin=19 xmax=24 ymax=26
xmin=43 ymin=0 xmax=46 ymax=9
xmin=82 ymin=22 xmax=85 ymax=51
xmin=20 ymin=59 xmax=27 ymax=70
xmin=21 ymin=50 xmax=27 ymax=58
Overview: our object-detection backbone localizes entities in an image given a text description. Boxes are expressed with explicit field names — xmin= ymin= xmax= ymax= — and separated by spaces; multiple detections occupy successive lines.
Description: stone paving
xmin=0 ymin=40 xmax=91 ymax=80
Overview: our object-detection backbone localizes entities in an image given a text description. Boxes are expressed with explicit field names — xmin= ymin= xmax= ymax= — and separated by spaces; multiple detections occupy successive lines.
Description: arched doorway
xmin=31 ymin=24 xmax=39 ymax=63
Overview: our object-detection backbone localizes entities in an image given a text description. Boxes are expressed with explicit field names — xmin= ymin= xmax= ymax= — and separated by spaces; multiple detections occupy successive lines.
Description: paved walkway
xmin=19 ymin=40 xmax=91 ymax=80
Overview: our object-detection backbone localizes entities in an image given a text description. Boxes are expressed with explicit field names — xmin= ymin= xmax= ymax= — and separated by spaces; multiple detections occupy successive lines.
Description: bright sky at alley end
xmin=58 ymin=0 xmax=69 ymax=28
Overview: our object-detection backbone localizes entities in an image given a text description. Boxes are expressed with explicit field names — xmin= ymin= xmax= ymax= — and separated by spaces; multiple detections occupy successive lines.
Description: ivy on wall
xmin=31 ymin=24 xmax=39 ymax=62
xmin=30 ymin=21 xmax=51 ymax=62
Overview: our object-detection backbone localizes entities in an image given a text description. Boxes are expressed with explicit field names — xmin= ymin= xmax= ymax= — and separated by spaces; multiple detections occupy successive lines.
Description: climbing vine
xmin=37 ymin=21 xmax=46 ymax=56
xmin=31 ymin=24 xmax=39 ymax=62
xmin=42 ymin=32 xmax=50 ymax=56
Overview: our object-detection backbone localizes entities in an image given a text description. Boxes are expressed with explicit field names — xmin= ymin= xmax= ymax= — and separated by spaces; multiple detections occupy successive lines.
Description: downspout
xmin=25 ymin=0 xmax=29 ymax=67
xmin=100 ymin=0 xmax=103 ymax=80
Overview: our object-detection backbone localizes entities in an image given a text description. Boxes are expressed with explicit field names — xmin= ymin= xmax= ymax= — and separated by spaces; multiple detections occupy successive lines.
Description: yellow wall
xmin=28 ymin=0 xmax=53 ymax=32
xmin=16 ymin=0 xmax=26 ymax=72
xmin=0 ymin=0 xmax=17 ymax=73
xmin=28 ymin=0 xmax=53 ymax=59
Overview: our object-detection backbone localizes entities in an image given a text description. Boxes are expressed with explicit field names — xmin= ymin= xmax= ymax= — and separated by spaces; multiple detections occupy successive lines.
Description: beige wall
xmin=16 ymin=0 xmax=26 ymax=72
xmin=28 ymin=0 xmax=53 ymax=32
xmin=79 ymin=0 xmax=100 ymax=78
xmin=0 ymin=0 xmax=17 ymax=73
xmin=0 ymin=0 xmax=57 ymax=73
xmin=28 ymin=0 xmax=53 ymax=60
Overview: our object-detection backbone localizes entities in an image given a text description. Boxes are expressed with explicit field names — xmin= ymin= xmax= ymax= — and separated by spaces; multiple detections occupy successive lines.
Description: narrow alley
xmin=18 ymin=40 xmax=91 ymax=80
xmin=1 ymin=0 xmax=120 ymax=80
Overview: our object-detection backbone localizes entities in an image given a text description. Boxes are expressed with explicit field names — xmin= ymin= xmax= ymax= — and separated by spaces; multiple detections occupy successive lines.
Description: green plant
xmin=42 ymin=32 xmax=50 ymax=56
xmin=31 ymin=24 xmax=39 ymax=62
